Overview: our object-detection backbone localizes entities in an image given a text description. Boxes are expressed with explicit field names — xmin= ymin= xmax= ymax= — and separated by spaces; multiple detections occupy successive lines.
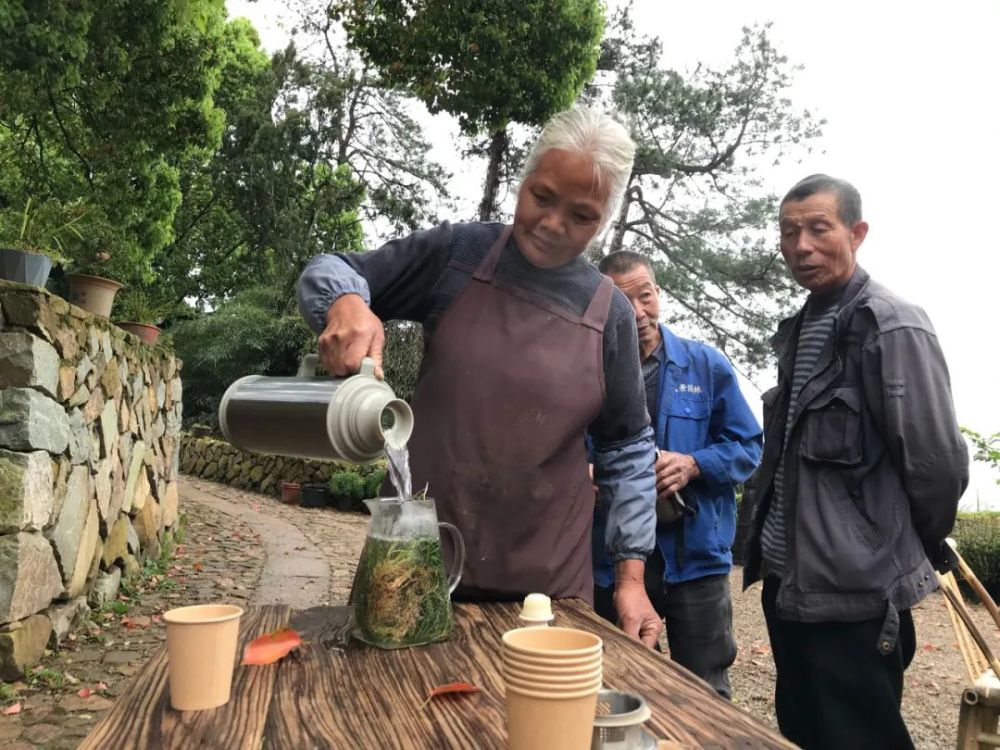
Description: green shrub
xmin=383 ymin=321 xmax=423 ymax=402
xmin=169 ymin=286 xmax=313 ymax=429
xmin=328 ymin=466 xmax=388 ymax=512
xmin=329 ymin=470 xmax=366 ymax=502
xmin=953 ymin=513 xmax=1000 ymax=601
xmin=365 ymin=468 xmax=387 ymax=498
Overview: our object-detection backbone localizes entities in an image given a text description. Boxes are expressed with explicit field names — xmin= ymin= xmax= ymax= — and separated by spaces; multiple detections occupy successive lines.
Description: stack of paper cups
xmin=502 ymin=627 xmax=602 ymax=750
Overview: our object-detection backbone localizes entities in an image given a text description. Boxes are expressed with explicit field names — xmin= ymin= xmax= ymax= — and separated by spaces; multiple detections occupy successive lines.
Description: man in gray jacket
xmin=743 ymin=174 xmax=969 ymax=750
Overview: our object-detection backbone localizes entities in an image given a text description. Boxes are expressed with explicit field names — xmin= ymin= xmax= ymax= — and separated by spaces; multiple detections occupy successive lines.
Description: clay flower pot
xmin=67 ymin=273 xmax=123 ymax=318
xmin=280 ymin=481 xmax=301 ymax=505
xmin=117 ymin=321 xmax=161 ymax=345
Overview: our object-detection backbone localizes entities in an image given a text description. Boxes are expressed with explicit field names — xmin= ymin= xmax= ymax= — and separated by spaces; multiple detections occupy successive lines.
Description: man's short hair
xmin=781 ymin=174 xmax=863 ymax=227
xmin=597 ymin=250 xmax=655 ymax=279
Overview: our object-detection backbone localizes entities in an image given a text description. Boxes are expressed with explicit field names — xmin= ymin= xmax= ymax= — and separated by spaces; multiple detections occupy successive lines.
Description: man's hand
xmin=655 ymin=450 xmax=700 ymax=499
xmin=614 ymin=560 xmax=663 ymax=648
xmin=318 ymin=294 xmax=385 ymax=378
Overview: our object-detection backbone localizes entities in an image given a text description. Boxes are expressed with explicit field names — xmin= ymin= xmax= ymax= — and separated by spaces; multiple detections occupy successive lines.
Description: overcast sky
xmin=227 ymin=0 xmax=1000 ymax=508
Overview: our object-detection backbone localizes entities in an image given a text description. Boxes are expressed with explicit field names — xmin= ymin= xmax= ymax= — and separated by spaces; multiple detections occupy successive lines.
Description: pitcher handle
xmin=438 ymin=522 xmax=465 ymax=594
xmin=296 ymin=353 xmax=319 ymax=377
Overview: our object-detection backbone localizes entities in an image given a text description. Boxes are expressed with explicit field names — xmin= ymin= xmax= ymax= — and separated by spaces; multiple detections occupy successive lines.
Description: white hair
xmin=521 ymin=105 xmax=636 ymax=236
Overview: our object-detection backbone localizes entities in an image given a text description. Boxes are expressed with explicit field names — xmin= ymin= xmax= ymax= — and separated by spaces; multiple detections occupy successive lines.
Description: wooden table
xmin=81 ymin=600 xmax=794 ymax=749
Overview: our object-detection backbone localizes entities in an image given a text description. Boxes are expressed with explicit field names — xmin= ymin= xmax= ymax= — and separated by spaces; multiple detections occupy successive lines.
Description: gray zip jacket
xmin=744 ymin=266 xmax=968 ymax=651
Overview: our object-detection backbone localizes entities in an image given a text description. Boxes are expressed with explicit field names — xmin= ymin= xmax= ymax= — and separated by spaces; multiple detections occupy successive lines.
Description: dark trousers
xmin=762 ymin=575 xmax=916 ymax=750
xmin=594 ymin=550 xmax=736 ymax=698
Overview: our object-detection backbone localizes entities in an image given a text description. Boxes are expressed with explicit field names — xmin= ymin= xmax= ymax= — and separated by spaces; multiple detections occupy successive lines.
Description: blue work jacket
xmin=593 ymin=325 xmax=762 ymax=587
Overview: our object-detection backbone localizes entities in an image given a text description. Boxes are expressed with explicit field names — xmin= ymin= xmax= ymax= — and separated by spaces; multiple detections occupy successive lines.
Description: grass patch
xmin=174 ymin=513 xmax=187 ymax=544
xmin=27 ymin=667 xmax=65 ymax=690
xmin=0 ymin=681 xmax=18 ymax=704
xmin=100 ymin=599 xmax=130 ymax=616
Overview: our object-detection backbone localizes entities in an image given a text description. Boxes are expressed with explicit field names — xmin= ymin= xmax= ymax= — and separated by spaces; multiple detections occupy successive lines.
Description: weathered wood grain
xmin=266 ymin=600 xmax=794 ymax=749
xmin=79 ymin=605 xmax=290 ymax=750
xmin=266 ymin=603 xmax=512 ymax=748
xmin=557 ymin=601 xmax=797 ymax=750
xmin=83 ymin=600 xmax=793 ymax=749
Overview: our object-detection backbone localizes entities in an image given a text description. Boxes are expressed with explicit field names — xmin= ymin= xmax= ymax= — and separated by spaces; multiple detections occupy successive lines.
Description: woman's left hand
xmin=614 ymin=562 xmax=663 ymax=648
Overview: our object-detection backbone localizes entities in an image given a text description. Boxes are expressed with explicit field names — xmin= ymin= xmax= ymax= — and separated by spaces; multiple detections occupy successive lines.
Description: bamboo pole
xmin=938 ymin=573 xmax=1000 ymax=679
xmin=964 ymin=685 xmax=1000 ymax=710
xmin=950 ymin=538 xmax=1000 ymax=634
xmin=942 ymin=572 xmax=988 ymax=682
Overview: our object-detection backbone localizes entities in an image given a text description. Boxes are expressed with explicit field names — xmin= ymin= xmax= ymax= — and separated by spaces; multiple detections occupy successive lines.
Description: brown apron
xmin=408 ymin=226 xmax=612 ymax=602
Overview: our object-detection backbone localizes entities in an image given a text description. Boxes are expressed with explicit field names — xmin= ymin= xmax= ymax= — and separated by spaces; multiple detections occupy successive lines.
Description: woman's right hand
xmin=318 ymin=294 xmax=385 ymax=379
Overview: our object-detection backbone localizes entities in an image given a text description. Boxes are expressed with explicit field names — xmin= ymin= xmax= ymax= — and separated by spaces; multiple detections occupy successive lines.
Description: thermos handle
xmin=438 ymin=522 xmax=466 ymax=594
xmin=296 ymin=354 xmax=376 ymax=378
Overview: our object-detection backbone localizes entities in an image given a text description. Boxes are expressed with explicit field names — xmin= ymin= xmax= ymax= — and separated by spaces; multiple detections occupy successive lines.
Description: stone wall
xmin=0 ymin=280 xmax=182 ymax=679
xmin=180 ymin=436 xmax=358 ymax=496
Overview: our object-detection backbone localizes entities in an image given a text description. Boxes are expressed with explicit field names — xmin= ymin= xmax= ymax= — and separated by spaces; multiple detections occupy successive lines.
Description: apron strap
xmin=582 ymin=275 xmax=614 ymax=333
xmin=472 ymin=225 xmax=513 ymax=282
xmin=473 ymin=225 xmax=613 ymax=334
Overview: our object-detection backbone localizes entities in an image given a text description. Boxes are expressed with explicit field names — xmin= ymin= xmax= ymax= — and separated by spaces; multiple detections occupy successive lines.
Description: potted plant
xmin=280 ymin=481 xmax=301 ymax=505
xmin=114 ymin=288 xmax=172 ymax=345
xmin=63 ymin=212 xmax=130 ymax=318
xmin=0 ymin=198 xmax=84 ymax=286
xmin=66 ymin=249 xmax=125 ymax=318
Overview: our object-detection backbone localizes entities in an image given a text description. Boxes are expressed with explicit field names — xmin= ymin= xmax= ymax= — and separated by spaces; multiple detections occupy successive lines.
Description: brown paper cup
xmin=505 ymin=680 xmax=600 ymax=750
xmin=504 ymin=669 xmax=602 ymax=692
xmin=502 ymin=627 xmax=602 ymax=658
xmin=503 ymin=650 xmax=602 ymax=674
xmin=163 ymin=604 xmax=243 ymax=711
xmin=504 ymin=658 xmax=601 ymax=683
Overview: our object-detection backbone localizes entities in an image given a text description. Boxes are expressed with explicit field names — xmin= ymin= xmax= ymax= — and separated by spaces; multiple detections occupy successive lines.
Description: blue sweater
xmin=594 ymin=325 xmax=762 ymax=586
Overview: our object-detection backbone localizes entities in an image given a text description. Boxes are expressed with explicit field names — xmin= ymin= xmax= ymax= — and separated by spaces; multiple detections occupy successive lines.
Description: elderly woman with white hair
xmin=297 ymin=105 xmax=662 ymax=646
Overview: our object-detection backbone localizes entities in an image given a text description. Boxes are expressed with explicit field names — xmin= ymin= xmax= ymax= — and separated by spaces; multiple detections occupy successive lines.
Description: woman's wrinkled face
xmin=513 ymin=149 xmax=610 ymax=268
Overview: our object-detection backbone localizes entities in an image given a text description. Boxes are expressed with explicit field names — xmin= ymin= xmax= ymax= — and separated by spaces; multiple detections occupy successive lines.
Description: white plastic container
xmin=519 ymin=592 xmax=555 ymax=627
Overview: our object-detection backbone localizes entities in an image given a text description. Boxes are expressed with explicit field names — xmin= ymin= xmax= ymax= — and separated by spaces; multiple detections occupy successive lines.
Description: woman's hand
xmin=614 ymin=560 xmax=663 ymax=648
xmin=318 ymin=294 xmax=386 ymax=378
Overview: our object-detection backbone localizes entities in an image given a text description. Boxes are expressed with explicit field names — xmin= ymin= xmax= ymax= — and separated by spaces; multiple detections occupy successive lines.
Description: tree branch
xmin=46 ymin=86 xmax=93 ymax=184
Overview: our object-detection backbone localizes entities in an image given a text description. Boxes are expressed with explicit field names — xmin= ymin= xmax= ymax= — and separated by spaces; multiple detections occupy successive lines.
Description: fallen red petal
xmin=77 ymin=688 xmax=92 ymax=699
xmin=1 ymin=703 xmax=22 ymax=715
xmin=419 ymin=682 xmax=479 ymax=710
xmin=241 ymin=627 xmax=303 ymax=665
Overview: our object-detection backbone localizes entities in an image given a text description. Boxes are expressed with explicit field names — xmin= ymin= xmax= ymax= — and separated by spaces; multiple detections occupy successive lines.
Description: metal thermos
xmin=218 ymin=355 xmax=413 ymax=464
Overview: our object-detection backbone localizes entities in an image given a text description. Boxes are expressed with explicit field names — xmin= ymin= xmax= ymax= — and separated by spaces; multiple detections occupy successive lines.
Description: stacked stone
xmin=180 ymin=437 xmax=383 ymax=496
xmin=0 ymin=281 xmax=182 ymax=679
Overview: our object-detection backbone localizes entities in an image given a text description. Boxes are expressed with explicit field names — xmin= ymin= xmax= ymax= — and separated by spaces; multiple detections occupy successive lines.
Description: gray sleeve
xmin=296 ymin=222 xmax=455 ymax=333
xmin=865 ymin=324 xmax=969 ymax=549
xmin=589 ymin=289 xmax=651 ymax=442
xmin=297 ymin=255 xmax=371 ymax=334
xmin=593 ymin=427 xmax=657 ymax=562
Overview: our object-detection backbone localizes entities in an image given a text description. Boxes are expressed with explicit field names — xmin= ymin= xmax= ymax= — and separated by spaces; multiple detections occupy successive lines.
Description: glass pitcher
xmin=352 ymin=498 xmax=465 ymax=650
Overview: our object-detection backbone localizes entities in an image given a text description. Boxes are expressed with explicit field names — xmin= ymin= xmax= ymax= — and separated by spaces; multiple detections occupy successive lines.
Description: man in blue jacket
xmin=592 ymin=251 xmax=762 ymax=698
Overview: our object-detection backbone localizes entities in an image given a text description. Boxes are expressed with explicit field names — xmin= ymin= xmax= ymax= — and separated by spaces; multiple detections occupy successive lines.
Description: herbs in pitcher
xmin=353 ymin=534 xmax=454 ymax=648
